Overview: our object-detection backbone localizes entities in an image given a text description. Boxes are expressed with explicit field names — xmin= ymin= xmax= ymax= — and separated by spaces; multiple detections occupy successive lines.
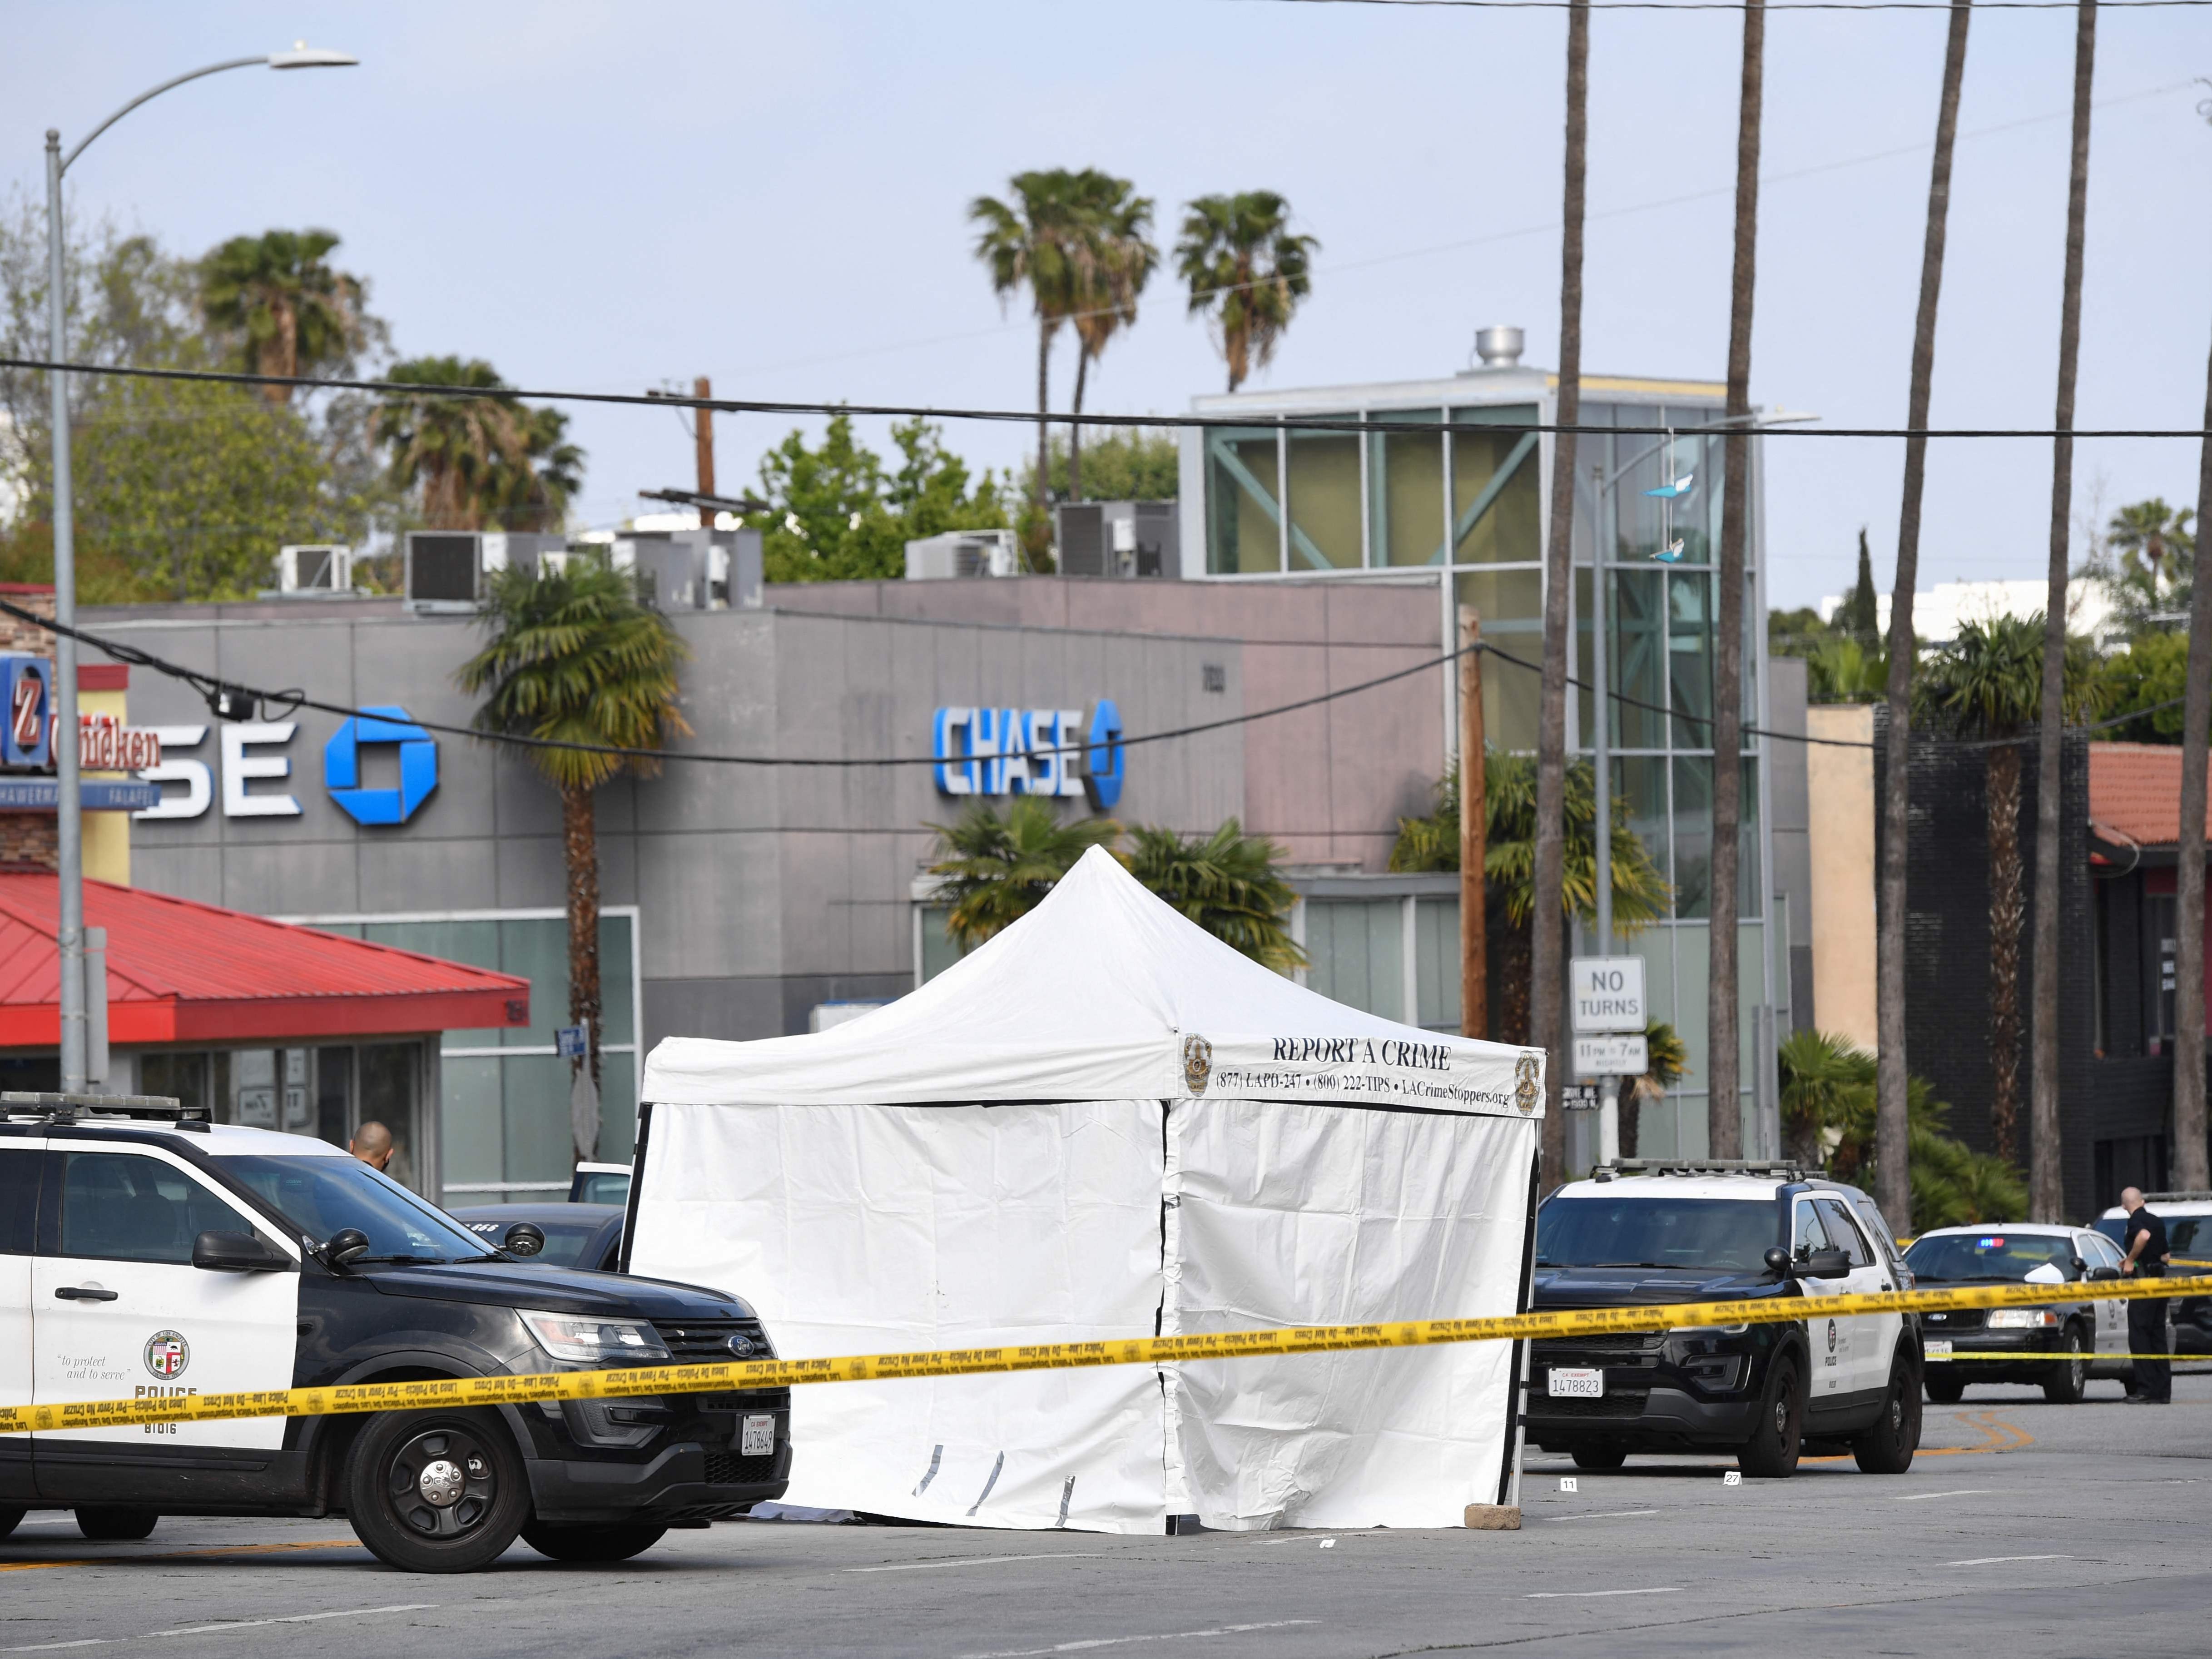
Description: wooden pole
xmin=1461 ymin=606 xmax=1488 ymax=1040
xmin=693 ymin=375 xmax=716 ymax=508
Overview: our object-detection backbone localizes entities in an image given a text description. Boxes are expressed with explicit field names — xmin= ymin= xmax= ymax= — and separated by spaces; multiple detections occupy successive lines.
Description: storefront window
xmin=1285 ymin=426 xmax=1362 ymax=569
xmin=1204 ymin=427 xmax=1284 ymax=574
xmin=1368 ymin=409 xmax=1445 ymax=567
xmin=1450 ymin=406 xmax=1541 ymax=564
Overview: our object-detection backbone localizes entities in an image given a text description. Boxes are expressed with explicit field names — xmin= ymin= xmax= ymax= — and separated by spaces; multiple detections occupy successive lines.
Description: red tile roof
xmin=0 ymin=875 xmax=529 ymax=1047
xmin=2088 ymin=742 xmax=2212 ymax=849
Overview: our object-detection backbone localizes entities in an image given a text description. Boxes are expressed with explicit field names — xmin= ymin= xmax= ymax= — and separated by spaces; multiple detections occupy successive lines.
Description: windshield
xmin=1537 ymin=1197 xmax=1777 ymax=1273
xmin=2095 ymin=1214 xmax=2209 ymax=1256
xmin=574 ymin=1171 xmax=630 ymax=1207
xmin=221 ymin=1155 xmax=494 ymax=1262
xmin=1905 ymin=1232 xmax=2077 ymax=1282
xmin=463 ymin=1217 xmax=612 ymax=1269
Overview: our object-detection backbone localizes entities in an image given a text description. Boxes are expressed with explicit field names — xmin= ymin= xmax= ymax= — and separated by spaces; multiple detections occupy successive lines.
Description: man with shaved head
xmin=349 ymin=1120 xmax=396 ymax=1173
xmin=2119 ymin=1187 xmax=2171 ymax=1404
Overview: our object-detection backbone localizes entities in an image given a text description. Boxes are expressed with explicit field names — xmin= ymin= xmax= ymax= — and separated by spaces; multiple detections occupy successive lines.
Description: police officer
xmin=348 ymin=1119 xmax=396 ymax=1172
xmin=2119 ymin=1186 xmax=2172 ymax=1405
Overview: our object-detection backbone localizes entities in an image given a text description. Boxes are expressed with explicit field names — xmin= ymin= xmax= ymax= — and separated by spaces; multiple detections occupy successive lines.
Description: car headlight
xmin=1986 ymin=1308 xmax=2060 ymax=1330
xmin=521 ymin=1309 xmax=671 ymax=1363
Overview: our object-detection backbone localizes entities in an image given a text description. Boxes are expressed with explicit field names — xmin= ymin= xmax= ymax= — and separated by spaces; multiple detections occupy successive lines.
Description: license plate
xmin=741 ymin=1414 xmax=777 ymax=1456
xmin=1548 ymin=1367 xmax=1604 ymax=1399
xmin=1925 ymin=1340 xmax=1954 ymax=1361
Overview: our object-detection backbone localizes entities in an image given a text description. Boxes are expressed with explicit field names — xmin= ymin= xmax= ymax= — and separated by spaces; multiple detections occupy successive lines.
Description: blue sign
xmin=323 ymin=705 xmax=438 ymax=826
xmin=1 ymin=655 xmax=52 ymax=768
xmin=933 ymin=701 xmax=1123 ymax=811
xmin=0 ymin=779 xmax=158 ymax=812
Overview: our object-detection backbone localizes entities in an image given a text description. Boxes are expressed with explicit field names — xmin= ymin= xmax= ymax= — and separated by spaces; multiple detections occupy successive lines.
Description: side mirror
xmin=2088 ymin=1265 xmax=2122 ymax=1282
xmin=1800 ymin=1247 xmax=1852 ymax=1281
xmin=324 ymin=1227 xmax=372 ymax=1268
xmin=503 ymin=1222 xmax=546 ymax=1258
xmin=192 ymin=1230 xmax=291 ymax=1272
xmin=1764 ymin=1246 xmax=1791 ymax=1277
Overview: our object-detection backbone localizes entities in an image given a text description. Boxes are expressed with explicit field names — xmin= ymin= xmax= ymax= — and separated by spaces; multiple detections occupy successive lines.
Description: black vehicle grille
xmin=651 ymin=1318 xmax=774 ymax=1362
xmin=703 ymin=1450 xmax=781 ymax=1485
xmin=1534 ymin=1391 xmax=1649 ymax=1420
xmin=1535 ymin=1332 xmax=1664 ymax=1370
xmin=1920 ymin=1309 xmax=1986 ymax=1332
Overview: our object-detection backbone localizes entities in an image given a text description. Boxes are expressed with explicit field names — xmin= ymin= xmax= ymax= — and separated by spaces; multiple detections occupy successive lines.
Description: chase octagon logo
xmin=324 ymin=705 xmax=438 ymax=826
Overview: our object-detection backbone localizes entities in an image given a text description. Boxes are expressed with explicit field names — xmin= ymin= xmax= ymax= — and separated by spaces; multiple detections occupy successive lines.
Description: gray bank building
xmin=84 ymin=347 xmax=1811 ymax=1201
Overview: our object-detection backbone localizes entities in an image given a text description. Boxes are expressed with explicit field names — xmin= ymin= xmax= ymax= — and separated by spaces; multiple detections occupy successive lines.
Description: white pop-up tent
xmin=631 ymin=846 xmax=1543 ymax=1534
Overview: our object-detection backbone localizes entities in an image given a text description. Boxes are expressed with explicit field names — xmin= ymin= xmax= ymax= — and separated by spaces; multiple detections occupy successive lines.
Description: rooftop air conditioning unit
xmin=625 ymin=527 xmax=764 ymax=611
xmin=405 ymin=531 xmax=574 ymax=612
xmin=1054 ymin=501 xmax=1179 ymax=579
xmin=274 ymin=544 xmax=353 ymax=593
xmin=904 ymin=529 xmax=1022 ymax=581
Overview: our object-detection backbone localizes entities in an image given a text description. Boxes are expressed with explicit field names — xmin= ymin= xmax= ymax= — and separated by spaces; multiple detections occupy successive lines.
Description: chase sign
xmin=934 ymin=700 xmax=1123 ymax=811
xmin=323 ymin=706 xmax=439 ymax=825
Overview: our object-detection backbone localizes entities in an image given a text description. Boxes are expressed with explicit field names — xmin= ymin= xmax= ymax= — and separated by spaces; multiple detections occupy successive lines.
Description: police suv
xmin=1528 ymin=1161 xmax=1919 ymax=1477
xmin=0 ymin=1095 xmax=789 ymax=1572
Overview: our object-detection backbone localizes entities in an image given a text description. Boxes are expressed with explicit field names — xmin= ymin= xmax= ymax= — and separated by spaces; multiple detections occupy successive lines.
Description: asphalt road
xmin=5 ymin=1369 xmax=2209 ymax=1659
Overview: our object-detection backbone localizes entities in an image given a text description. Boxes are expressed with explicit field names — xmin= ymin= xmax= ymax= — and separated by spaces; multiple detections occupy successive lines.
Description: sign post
xmin=1570 ymin=957 xmax=1646 ymax=1168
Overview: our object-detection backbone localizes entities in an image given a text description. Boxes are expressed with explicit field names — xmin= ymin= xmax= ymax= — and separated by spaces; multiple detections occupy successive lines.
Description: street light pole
xmin=42 ymin=46 xmax=357 ymax=1091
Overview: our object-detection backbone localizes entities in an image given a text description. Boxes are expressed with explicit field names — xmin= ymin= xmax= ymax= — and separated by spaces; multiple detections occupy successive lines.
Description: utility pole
xmin=693 ymin=376 xmax=716 ymax=512
xmin=1460 ymin=607 xmax=1487 ymax=1040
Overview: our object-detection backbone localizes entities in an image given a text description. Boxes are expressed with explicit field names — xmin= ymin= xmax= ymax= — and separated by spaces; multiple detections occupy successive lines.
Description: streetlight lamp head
xmin=267 ymin=45 xmax=359 ymax=70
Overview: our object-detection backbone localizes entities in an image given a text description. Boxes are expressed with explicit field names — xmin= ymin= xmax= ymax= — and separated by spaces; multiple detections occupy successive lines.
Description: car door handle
xmin=53 ymin=1286 xmax=119 ymax=1302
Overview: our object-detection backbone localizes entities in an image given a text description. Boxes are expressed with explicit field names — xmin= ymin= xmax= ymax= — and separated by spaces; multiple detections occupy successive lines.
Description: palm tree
xmin=376 ymin=356 xmax=582 ymax=530
xmin=198 ymin=228 xmax=367 ymax=403
xmin=1067 ymin=176 xmax=1157 ymax=502
xmin=1174 ymin=193 xmax=1318 ymax=394
xmin=1917 ymin=614 xmax=2102 ymax=1167
xmin=1878 ymin=0 xmax=1974 ymax=1232
xmin=2102 ymin=499 xmax=2194 ymax=631
xmin=2177 ymin=92 xmax=2212 ymax=1196
xmin=2031 ymin=0 xmax=2098 ymax=1223
xmin=1708 ymin=0 xmax=1767 ymax=1161
xmin=1533 ymin=0 xmax=1593 ymax=1184
xmin=971 ymin=171 xmax=1094 ymax=520
xmin=927 ymin=796 xmax=1122 ymax=949
xmin=1622 ymin=1020 xmax=1688 ymax=1161
xmin=457 ymin=559 xmax=689 ymax=1162
xmin=1124 ymin=820 xmax=1304 ymax=973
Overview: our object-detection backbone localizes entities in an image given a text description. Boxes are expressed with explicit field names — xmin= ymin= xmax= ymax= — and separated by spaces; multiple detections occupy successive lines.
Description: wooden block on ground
xmin=1463 ymin=1504 xmax=1521 ymax=1531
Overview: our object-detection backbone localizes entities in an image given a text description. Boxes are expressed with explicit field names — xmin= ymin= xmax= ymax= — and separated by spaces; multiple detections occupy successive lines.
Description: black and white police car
xmin=1528 ymin=1161 xmax=1919 ymax=1477
xmin=1904 ymin=1222 xmax=2131 ymax=1402
xmin=0 ymin=1095 xmax=789 ymax=1572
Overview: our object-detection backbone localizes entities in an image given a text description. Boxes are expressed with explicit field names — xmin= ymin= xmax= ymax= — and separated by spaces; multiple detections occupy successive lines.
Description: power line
xmin=5 ymin=357 xmax=2211 ymax=441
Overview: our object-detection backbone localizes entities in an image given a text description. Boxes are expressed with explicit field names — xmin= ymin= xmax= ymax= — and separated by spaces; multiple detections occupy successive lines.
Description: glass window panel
xmin=1304 ymin=899 xmax=1403 ymax=1017
xmin=439 ymin=1056 xmax=504 ymax=1198
xmin=1611 ymin=569 xmax=1667 ymax=750
xmin=316 ymin=1046 xmax=352 ymax=1147
xmin=1615 ymin=756 xmax=1671 ymax=909
xmin=1673 ymin=755 xmax=1712 ymax=919
xmin=1574 ymin=567 xmax=1592 ymax=748
xmin=1369 ymin=410 xmax=1446 ymax=567
xmin=368 ymin=919 xmax=503 ymax=1047
xmin=1668 ymin=571 xmax=1715 ymax=750
xmin=1205 ymin=427 xmax=1284 ymax=574
xmin=597 ymin=1056 xmax=640 ymax=1165
xmin=597 ymin=915 xmax=636 ymax=1048
xmin=1669 ymin=408 xmax=1728 ymax=566
xmin=139 ymin=1051 xmax=209 ymax=1118
xmin=1285 ymin=427 xmax=1362 ymax=569
xmin=59 ymin=1151 xmax=253 ymax=1264
xmin=918 ymin=904 xmax=966 ymax=984
xmin=497 ymin=917 xmax=566 ymax=1049
xmin=359 ymin=1042 xmax=421 ymax=1193
xmin=1450 ymin=406 xmax=1542 ymax=563
xmin=1457 ymin=568 xmax=1544 ymax=752
xmin=500 ymin=1053 xmax=575 ymax=1195
xmin=1738 ymin=756 xmax=1761 ymax=919
xmin=1415 ymin=897 xmax=1461 ymax=1031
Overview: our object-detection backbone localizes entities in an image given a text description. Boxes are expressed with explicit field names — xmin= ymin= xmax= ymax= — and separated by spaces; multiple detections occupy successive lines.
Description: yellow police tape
xmin=3 ymin=1272 xmax=2207 ymax=1437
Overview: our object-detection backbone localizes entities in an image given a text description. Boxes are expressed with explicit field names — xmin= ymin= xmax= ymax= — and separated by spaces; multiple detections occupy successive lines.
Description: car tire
xmin=344 ymin=1408 xmax=529 ymax=1574
xmin=1851 ymin=1353 xmax=1922 ymax=1474
xmin=2042 ymin=1328 xmax=2088 ymax=1405
xmin=74 ymin=1507 xmax=158 ymax=1541
xmin=521 ymin=1521 xmax=670 ymax=1563
xmin=1567 ymin=1444 xmax=1627 ymax=1472
xmin=0 ymin=1507 xmax=24 ymax=1540
xmin=1924 ymin=1371 xmax=1966 ymax=1405
xmin=1737 ymin=1352 xmax=1805 ymax=1479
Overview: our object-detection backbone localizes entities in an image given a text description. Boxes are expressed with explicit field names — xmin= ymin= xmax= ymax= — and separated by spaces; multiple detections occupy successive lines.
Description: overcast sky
xmin=7 ymin=0 xmax=2210 ymax=610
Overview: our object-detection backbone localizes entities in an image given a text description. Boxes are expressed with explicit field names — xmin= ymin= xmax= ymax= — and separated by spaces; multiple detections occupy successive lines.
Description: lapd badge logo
xmin=1182 ymin=1034 xmax=1213 ymax=1095
xmin=1514 ymin=1052 xmax=1541 ymax=1114
xmin=144 ymin=1330 xmax=189 ymax=1381
xmin=1826 ymin=1319 xmax=1839 ymax=1356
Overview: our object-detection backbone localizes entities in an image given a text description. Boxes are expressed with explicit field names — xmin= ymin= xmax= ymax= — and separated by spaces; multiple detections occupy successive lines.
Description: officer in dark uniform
xmin=2120 ymin=1186 xmax=2171 ymax=1404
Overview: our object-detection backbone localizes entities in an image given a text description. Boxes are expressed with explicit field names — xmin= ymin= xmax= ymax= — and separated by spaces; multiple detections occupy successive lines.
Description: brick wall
xmin=0 ymin=585 xmax=55 ymax=654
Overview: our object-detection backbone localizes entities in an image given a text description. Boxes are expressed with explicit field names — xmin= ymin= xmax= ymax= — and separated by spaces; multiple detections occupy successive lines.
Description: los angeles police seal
xmin=144 ymin=1330 xmax=189 ymax=1381
xmin=1182 ymin=1034 xmax=1212 ymax=1094
xmin=1513 ymin=1052 xmax=1540 ymax=1114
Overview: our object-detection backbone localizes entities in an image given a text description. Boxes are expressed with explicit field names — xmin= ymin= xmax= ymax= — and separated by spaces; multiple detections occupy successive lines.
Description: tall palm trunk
xmin=1071 ymin=349 xmax=1088 ymax=502
xmin=2174 ymin=323 xmax=2212 ymax=1193
xmin=560 ymin=782 xmax=604 ymax=1162
xmin=1035 ymin=318 xmax=1053 ymax=520
xmin=1877 ymin=0 xmax=1972 ymax=1229
xmin=2032 ymin=0 xmax=2096 ymax=1219
xmin=1708 ymin=0 xmax=1765 ymax=1161
xmin=1986 ymin=740 xmax=2024 ymax=1163
xmin=1532 ymin=0 xmax=1591 ymax=1187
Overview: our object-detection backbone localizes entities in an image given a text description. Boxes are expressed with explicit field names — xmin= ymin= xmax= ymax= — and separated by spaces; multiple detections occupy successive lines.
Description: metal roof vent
xmin=1472 ymin=325 xmax=1524 ymax=368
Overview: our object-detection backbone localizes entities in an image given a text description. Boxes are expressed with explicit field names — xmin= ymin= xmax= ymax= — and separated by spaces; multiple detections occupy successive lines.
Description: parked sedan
xmin=450 ymin=1202 xmax=626 ymax=1273
xmin=1904 ymin=1223 xmax=2130 ymax=1403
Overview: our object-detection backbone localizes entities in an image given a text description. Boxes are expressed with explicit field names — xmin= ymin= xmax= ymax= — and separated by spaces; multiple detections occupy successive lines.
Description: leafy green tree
xmin=750 ymin=415 xmax=1009 ymax=584
xmin=1030 ymin=428 xmax=1181 ymax=505
xmin=926 ymin=796 xmax=1122 ymax=949
xmin=2093 ymin=497 xmax=2194 ymax=635
xmin=971 ymin=171 xmax=1096 ymax=517
xmin=376 ymin=356 xmax=580 ymax=531
xmin=1805 ymin=634 xmax=1890 ymax=705
xmin=1065 ymin=175 xmax=1156 ymax=502
xmin=2099 ymin=629 xmax=2191 ymax=741
xmin=1841 ymin=527 xmax=1880 ymax=641
xmin=1175 ymin=192 xmax=1318 ymax=393
xmin=198 ymin=228 xmax=372 ymax=402
xmin=456 ymin=559 xmax=688 ymax=1160
xmin=1124 ymin=820 xmax=1304 ymax=973
xmin=1767 ymin=605 xmax=1830 ymax=658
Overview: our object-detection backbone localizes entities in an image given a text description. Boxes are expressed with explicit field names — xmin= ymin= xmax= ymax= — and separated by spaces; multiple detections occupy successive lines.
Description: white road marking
xmin=1944 ymin=1554 xmax=2073 ymax=1567
xmin=0 ymin=1605 xmax=435 ymax=1654
xmin=962 ymin=1620 xmax=1317 ymax=1658
xmin=1895 ymin=1489 xmax=1994 ymax=1501
xmin=850 ymin=1552 xmax=1105 ymax=1573
xmin=1527 ymin=1587 xmax=1682 ymax=1599
xmin=1539 ymin=1509 xmax=1661 ymax=1522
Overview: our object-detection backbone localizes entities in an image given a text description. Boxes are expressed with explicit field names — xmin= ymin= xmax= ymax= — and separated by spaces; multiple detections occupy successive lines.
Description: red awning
xmin=2088 ymin=743 xmax=2212 ymax=850
xmin=0 ymin=875 xmax=530 ymax=1047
